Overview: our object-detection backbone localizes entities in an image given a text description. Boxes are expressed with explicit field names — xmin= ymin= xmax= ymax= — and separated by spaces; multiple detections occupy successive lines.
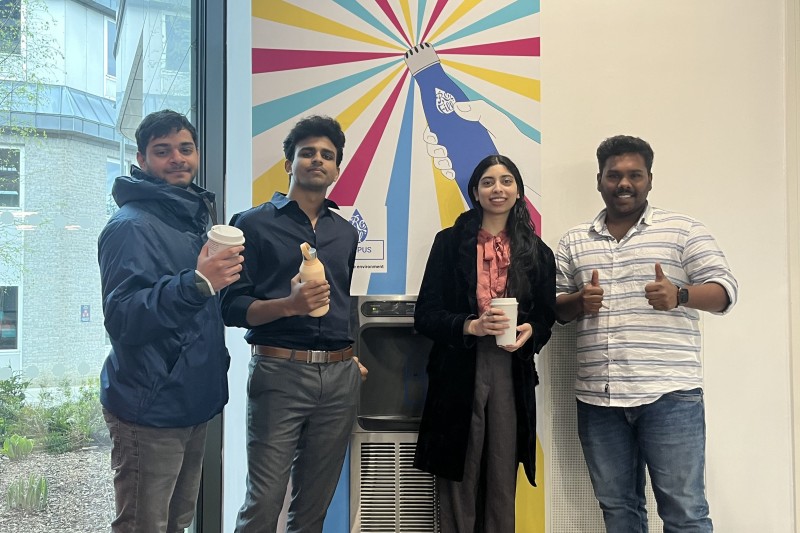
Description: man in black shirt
xmin=222 ymin=115 xmax=361 ymax=533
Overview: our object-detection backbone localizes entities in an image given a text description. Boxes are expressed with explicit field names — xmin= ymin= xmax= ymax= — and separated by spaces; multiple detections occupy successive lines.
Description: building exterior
xmin=0 ymin=0 xmax=193 ymax=383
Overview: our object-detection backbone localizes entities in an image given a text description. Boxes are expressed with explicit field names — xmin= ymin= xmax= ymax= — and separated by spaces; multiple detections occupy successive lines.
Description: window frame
xmin=161 ymin=12 xmax=191 ymax=74
xmin=104 ymin=18 xmax=117 ymax=79
xmin=0 ymin=285 xmax=19 ymax=352
xmin=0 ymin=145 xmax=23 ymax=209
xmin=0 ymin=0 xmax=22 ymax=56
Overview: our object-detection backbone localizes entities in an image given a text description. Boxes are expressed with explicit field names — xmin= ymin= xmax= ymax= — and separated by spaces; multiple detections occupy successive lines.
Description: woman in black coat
xmin=413 ymin=155 xmax=556 ymax=532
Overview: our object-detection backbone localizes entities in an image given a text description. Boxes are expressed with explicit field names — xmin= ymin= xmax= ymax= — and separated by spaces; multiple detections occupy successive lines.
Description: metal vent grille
xmin=542 ymin=322 xmax=663 ymax=532
xmin=357 ymin=440 xmax=438 ymax=532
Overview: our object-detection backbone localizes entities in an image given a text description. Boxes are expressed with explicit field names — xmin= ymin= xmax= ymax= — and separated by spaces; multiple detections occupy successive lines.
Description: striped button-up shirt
xmin=555 ymin=204 xmax=738 ymax=407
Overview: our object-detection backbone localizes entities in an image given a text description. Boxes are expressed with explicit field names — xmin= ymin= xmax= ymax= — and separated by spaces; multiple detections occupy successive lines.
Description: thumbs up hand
xmin=581 ymin=269 xmax=605 ymax=314
xmin=645 ymin=263 xmax=677 ymax=310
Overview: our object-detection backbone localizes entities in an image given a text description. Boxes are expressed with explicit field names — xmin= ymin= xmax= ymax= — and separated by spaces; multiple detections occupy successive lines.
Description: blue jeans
xmin=577 ymin=389 xmax=712 ymax=533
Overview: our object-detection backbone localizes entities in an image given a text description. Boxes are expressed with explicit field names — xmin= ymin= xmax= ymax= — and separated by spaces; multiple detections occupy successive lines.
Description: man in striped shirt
xmin=555 ymin=135 xmax=737 ymax=533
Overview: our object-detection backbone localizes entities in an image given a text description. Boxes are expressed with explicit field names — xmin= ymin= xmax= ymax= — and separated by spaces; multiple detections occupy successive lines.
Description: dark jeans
xmin=577 ymin=389 xmax=712 ymax=533
xmin=103 ymin=408 xmax=207 ymax=533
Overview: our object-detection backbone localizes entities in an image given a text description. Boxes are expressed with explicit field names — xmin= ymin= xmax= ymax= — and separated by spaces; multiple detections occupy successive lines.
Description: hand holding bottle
xmin=298 ymin=242 xmax=330 ymax=317
xmin=286 ymin=273 xmax=330 ymax=317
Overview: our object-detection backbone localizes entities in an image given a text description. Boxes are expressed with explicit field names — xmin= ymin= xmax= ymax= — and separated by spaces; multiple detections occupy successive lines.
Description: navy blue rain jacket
xmin=98 ymin=168 xmax=230 ymax=427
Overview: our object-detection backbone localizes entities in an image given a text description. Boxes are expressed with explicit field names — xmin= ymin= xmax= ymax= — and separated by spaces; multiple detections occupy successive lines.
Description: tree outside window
xmin=164 ymin=14 xmax=190 ymax=72
xmin=0 ymin=0 xmax=21 ymax=56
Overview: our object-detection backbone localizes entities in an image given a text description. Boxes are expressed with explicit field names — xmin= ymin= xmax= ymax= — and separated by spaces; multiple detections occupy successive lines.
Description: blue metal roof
xmin=0 ymin=82 xmax=119 ymax=142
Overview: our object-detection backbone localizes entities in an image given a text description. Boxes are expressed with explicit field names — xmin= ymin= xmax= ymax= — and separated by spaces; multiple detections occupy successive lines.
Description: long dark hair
xmin=467 ymin=154 xmax=539 ymax=302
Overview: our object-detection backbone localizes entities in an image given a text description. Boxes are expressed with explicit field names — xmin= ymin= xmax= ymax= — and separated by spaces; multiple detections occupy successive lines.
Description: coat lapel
xmin=455 ymin=211 xmax=480 ymax=315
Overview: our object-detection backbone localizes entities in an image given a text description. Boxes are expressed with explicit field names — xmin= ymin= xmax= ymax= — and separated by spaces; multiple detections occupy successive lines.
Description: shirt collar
xmin=590 ymin=202 xmax=653 ymax=234
xmin=269 ymin=191 xmax=341 ymax=216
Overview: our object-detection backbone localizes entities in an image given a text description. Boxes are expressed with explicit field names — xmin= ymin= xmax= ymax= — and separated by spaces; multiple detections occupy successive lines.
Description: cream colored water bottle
xmin=299 ymin=242 xmax=329 ymax=317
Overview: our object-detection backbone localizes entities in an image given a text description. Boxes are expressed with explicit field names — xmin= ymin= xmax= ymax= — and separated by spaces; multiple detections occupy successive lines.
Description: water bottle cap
xmin=403 ymin=42 xmax=439 ymax=75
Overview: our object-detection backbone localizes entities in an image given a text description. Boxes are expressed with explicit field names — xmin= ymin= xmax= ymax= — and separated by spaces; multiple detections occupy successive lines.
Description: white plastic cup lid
xmin=490 ymin=297 xmax=517 ymax=306
xmin=208 ymin=224 xmax=245 ymax=246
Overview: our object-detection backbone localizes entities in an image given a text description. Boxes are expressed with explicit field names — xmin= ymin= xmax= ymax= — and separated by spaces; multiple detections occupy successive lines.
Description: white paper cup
xmin=490 ymin=297 xmax=518 ymax=346
xmin=207 ymin=225 xmax=245 ymax=256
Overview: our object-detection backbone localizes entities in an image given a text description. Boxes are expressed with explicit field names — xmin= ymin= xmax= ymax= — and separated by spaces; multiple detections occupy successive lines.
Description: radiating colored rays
xmin=429 ymin=0 xmax=540 ymax=46
xmin=441 ymin=37 xmax=540 ymax=57
xmin=252 ymin=0 xmax=542 ymax=295
xmin=367 ymin=82 xmax=416 ymax=294
xmin=253 ymin=49 xmax=400 ymax=74
xmin=254 ymin=0 xmax=405 ymax=50
xmin=376 ymin=0 xmax=412 ymax=46
xmin=328 ymin=70 xmax=410 ymax=207
xmin=443 ymin=59 xmax=541 ymax=101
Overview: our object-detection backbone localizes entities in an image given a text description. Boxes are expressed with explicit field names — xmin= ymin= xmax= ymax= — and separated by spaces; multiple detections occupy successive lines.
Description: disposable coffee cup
xmin=490 ymin=297 xmax=518 ymax=346
xmin=207 ymin=224 xmax=245 ymax=256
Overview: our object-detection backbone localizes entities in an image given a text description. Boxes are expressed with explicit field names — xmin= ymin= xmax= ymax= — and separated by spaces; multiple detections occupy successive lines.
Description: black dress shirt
xmin=221 ymin=192 xmax=358 ymax=350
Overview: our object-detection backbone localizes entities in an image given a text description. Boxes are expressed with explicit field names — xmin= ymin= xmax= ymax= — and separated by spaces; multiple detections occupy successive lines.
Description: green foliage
xmin=32 ymin=377 xmax=107 ymax=454
xmin=0 ymin=374 xmax=106 ymax=454
xmin=43 ymin=433 xmax=70 ymax=454
xmin=6 ymin=474 xmax=48 ymax=511
xmin=0 ymin=369 xmax=29 ymax=439
xmin=2 ymin=433 xmax=34 ymax=459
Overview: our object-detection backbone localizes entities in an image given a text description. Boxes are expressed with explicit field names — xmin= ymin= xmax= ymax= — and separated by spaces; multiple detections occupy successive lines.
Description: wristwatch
xmin=676 ymin=286 xmax=689 ymax=307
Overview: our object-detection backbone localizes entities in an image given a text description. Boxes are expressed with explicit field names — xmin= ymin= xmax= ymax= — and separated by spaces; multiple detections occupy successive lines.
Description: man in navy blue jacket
xmin=98 ymin=110 xmax=243 ymax=533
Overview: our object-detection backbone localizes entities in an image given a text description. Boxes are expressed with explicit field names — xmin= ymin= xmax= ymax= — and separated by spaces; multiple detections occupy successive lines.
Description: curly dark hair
xmin=467 ymin=154 xmax=539 ymax=302
xmin=283 ymin=115 xmax=346 ymax=167
xmin=135 ymin=109 xmax=197 ymax=155
xmin=596 ymin=135 xmax=654 ymax=174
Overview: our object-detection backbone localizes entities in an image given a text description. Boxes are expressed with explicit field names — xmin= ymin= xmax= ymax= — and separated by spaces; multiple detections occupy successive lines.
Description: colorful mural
xmin=252 ymin=3 xmax=543 ymax=530
xmin=252 ymin=0 xmax=541 ymax=297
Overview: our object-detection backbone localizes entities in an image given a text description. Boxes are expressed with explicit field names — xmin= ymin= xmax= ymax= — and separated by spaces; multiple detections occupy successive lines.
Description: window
xmin=0 ymin=286 xmax=18 ymax=350
xmin=164 ymin=14 xmax=190 ymax=72
xmin=106 ymin=158 xmax=120 ymax=215
xmin=0 ymin=0 xmax=21 ymax=55
xmin=105 ymin=19 xmax=116 ymax=78
xmin=0 ymin=147 xmax=20 ymax=208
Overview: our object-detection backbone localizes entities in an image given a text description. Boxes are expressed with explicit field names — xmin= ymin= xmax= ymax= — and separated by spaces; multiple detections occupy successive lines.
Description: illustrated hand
xmin=422 ymin=126 xmax=455 ymax=180
xmin=499 ymin=322 xmax=532 ymax=352
xmin=581 ymin=269 xmax=605 ymax=314
xmin=455 ymin=100 xmax=542 ymax=202
xmin=286 ymin=273 xmax=330 ymax=316
xmin=467 ymin=306 xmax=511 ymax=337
xmin=645 ymin=263 xmax=677 ymax=310
xmin=421 ymin=100 xmax=542 ymax=204
xmin=196 ymin=242 xmax=244 ymax=291
xmin=353 ymin=356 xmax=368 ymax=382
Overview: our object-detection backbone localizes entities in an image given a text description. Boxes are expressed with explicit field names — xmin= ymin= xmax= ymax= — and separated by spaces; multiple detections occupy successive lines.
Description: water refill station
xmin=348 ymin=295 xmax=439 ymax=532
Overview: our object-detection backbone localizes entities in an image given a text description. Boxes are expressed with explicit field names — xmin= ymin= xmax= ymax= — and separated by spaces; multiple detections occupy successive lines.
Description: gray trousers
xmin=437 ymin=338 xmax=518 ymax=533
xmin=235 ymin=356 xmax=360 ymax=533
xmin=103 ymin=408 xmax=207 ymax=533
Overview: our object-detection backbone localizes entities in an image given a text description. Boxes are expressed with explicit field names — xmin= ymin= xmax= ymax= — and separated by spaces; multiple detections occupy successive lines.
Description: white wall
xmin=541 ymin=1 xmax=793 ymax=531
xmin=223 ymin=1 xmax=252 ymax=530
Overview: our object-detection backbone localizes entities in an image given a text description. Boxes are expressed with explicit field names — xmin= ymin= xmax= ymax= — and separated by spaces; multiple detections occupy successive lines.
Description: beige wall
xmin=788 ymin=0 xmax=800 ymax=529
xmin=542 ymin=1 xmax=794 ymax=531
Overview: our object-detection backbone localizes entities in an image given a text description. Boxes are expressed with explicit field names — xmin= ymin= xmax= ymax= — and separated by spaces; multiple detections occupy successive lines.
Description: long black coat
xmin=413 ymin=209 xmax=556 ymax=484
